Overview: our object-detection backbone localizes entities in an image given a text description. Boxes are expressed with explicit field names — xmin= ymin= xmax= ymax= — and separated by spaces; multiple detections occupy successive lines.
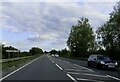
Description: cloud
xmin=1 ymin=2 xmax=117 ymax=51
xmin=28 ymin=33 xmax=59 ymax=42
xmin=1 ymin=0 xmax=119 ymax=2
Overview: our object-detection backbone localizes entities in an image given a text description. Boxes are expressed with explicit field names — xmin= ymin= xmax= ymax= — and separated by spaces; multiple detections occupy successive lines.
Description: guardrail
xmin=0 ymin=56 xmax=33 ymax=63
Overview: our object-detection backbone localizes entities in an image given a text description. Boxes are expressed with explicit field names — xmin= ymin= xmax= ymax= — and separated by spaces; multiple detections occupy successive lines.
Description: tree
xmin=59 ymin=48 xmax=70 ymax=57
xmin=67 ymin=17 xmax=95 ymax=57
xmin=2 ymin=45 xmax=19 ymax=59
xmin=49 ymin=49 xmax=57 ymax=55
xmin=20 ymin=51 xmax=30 ymax=57
xmin=96 ymin=2 xmax=120 ymax=60
xmin=29 ymin=47 xmax=43 ymax=55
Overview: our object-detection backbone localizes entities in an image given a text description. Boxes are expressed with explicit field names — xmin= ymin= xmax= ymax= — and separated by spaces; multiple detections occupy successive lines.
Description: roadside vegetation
xmin=0 ymin=45 xmax=43 ymax=70
xmin=50 ymin=2 xmax=120 ymax=61
xmin=1 ymin=54 xmax=41 ymax=70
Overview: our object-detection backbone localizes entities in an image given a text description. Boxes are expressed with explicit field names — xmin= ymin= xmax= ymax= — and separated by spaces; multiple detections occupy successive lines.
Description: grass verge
xmin=1 ymin=54 xmax=43 ymax=70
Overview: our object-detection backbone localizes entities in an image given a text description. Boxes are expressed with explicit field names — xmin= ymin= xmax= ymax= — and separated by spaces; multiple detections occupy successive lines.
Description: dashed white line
xmin=52 ymin=61 xmax=54 ymax=63
xmin=66 ymin=74 xmax=77 ymax=82
xmin=55 ymin=64 xmax=63 ymax=70
xmin=68 ymin=72 xmax=108 ymax=78
xmin=0 ymin=56 xmax=41 ymax=81
xmin=77 ymin=78 xmax=104 ymax=82
xmin=107 ymin=75 xmax=120 ymax=81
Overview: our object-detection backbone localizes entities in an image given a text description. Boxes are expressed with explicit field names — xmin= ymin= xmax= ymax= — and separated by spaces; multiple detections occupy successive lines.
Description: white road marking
xmin=107 ymin=75 xmax=120 ymax=81
xmin=68 ymin=72 xmax=108 ymax=78
xmin=55 ymin=64 xmax=63 ymax=70
xmin=52 ymin=61 xmax=54 ymax=63
xmin=77 ymin=78 xmax=104 ymax=82
xmin=64 ymin=69 xmax=82 ymax=71
xmin=74 ymin=64 xmax=80 ymax=67
xmin=49 ymin=58 xmax=52 ymax=61
xmin=0 ymin=56 xmax=41 ymax=81
xmin=63 ymin=61 xmax=70 ymax=63
xmin=73 ymin=64 xmax=94 ymax=72
xmin=66 ymin=74 xmax=77 ymax=82
xmin=58 ymin=59 xmax=62 ymax=61
xmin=68 ymin=72 xmax=80 ymax=75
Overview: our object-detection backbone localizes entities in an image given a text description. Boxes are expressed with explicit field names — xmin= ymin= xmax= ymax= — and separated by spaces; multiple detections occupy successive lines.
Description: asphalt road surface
xmin=1 ymin=54 xmax=120 ymax=82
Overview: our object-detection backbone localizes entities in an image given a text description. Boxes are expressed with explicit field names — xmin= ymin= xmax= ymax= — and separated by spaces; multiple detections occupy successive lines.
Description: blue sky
xmin=1 ymin=0 xmax=119 ymax=51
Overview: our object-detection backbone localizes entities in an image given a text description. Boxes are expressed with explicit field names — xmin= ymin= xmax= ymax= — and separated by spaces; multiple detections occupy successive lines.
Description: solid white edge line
xmin=107 ymin=75 xmax=120 ymax=81
xmin=0 ymin=56 xmax=41 ymax=81
xmin=55 ymin=64 xmax=63 ymax=70
xmin=66 ymin=74 xmax=77 ymax=82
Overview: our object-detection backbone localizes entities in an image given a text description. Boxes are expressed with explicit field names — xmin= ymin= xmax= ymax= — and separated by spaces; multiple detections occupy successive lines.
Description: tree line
xmin=1 ymin=44 xmax=43 ymax=59
xmin=52 ymin=2 xmax=120 ymax=60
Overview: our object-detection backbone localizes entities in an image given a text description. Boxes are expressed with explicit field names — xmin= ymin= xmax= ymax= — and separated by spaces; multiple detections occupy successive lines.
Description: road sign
xmin=6 ymin=50 xmax=19 ymax=52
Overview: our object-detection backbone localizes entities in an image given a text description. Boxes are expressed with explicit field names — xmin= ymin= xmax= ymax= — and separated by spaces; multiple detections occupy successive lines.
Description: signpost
xmin=6 ymin=50 xmax=19 ymax=53
xmin=6 ymin=50 xmax=19 ymax=68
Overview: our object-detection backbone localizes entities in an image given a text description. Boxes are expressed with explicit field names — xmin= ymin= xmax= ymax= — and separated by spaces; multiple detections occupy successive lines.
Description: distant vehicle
xmin=51 ymin=54 xmax=54 ymax=57
xmin=87 ymin=54 xmax=118 ymax=70
xmin=55 ymin=54 xmax=59 ymax=58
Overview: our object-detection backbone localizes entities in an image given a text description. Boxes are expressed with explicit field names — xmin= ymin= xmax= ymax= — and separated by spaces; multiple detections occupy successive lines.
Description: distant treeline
xmin=1 ymin=44 xmax=43 ymax=59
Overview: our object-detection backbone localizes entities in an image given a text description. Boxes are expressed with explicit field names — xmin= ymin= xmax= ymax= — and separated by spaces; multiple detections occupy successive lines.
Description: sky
xmin=0 ymin=0 xmax=119 ymax=51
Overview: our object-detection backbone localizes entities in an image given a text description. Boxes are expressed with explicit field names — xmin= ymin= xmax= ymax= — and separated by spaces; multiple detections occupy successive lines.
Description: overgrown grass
xmin=2 ymin=54 xmax=42 ymax=70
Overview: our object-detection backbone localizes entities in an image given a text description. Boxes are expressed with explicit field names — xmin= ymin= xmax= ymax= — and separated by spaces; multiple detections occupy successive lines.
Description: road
xmin=1 ymin=54 xmax=120 ymax=82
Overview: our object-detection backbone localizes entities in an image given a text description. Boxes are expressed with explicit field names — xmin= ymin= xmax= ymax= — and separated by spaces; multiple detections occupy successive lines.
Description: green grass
xmin=2 ymin=55 xmax=42 ymax=70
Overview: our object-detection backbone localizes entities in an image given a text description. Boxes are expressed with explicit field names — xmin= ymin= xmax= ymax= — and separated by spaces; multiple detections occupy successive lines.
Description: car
xmin=55 ymin=54 xmax=59 ymax=58
xmin=51 ymin=54 xmax=55 ymax=57
xmin=87 ymin=54 xmax=118 ymax=70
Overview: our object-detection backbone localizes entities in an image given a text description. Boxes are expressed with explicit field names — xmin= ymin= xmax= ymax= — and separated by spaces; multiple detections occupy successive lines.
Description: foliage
xmin=20 ymin=51 xmax=30 ymax=57
xmin=96 ymin=2 xmax=120 ymax=60
xmin=2 ymin=45 xmax=20 ymax=59
xmin=49 ymin=49 xmax=58 ymax=55
xmin=67 ymin=17 xmax=95 ymax=57
xmin=59 ymin=48 xmax=71 ymax=58
xmin=29 ymin=47 xmax=43 ymax=55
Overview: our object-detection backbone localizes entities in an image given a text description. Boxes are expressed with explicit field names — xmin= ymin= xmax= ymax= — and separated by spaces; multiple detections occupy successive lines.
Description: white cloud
xmin=1 ymin=0 xmax=119 ymax=2
xmin=1 ymin=2 xmax=117 ymax=51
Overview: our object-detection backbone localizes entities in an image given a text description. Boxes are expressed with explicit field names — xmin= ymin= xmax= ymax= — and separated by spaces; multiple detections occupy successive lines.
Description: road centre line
xmin=107 ymin=75 xmax=120 ymax=81
xmin=52 ymin=61 xmax=54 ymax=63
xmin=68 ymin=72 xmax=108 ymax=78
xmin=0 ymin=56 xmax=41 ymax=81
xmin=73 ymin=64 xmax=94 ymax=72
xmin=77 ymin=78 xmax=104 ymax=82
xmin=66 ymin=74 xmax=77 ymax=82
xmin=55 ymin=64 xmax=63 ymax=70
